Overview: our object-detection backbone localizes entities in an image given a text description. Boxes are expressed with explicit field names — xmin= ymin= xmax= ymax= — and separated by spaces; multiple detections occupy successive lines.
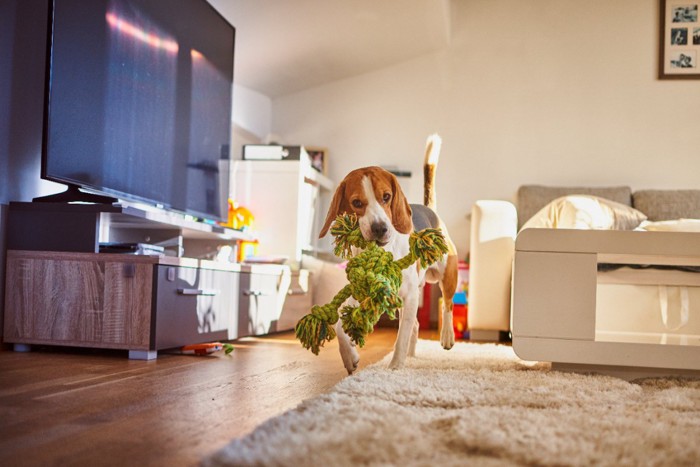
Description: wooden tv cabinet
xmin=3 ymin=250 xmax=297 ymax=359
xmin=3 ymin=251 xmax=235 ymax=359
xmin=2 ymin=202 xmax=301 ymax=359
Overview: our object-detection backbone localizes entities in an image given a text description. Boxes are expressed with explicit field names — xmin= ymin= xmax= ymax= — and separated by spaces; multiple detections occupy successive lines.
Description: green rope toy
xmin=295 ymin=213 xmax=449 ymax=355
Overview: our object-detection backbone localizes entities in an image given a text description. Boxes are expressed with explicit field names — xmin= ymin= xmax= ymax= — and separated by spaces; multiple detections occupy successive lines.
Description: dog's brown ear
xmin=319 ymin=181 xmax=347 ymax=238
xmin=390 ymin=175 xmax=413 ymax=234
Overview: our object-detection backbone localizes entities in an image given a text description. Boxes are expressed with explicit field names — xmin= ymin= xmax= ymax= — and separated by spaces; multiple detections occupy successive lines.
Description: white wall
xmin=270 ymin=0 xmax=700 ymax=258
xmin=231 ymin=84 xmax=272 ymax=158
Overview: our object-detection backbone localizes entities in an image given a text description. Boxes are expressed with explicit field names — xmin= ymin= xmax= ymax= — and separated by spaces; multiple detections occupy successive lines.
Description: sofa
xmin=467 ymin=185 xmax=700 ymax=341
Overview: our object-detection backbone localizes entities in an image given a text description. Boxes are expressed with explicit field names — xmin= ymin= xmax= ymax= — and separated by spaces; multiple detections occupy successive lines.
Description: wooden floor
xmin=0 ymin=329 xmax=398 ymax=466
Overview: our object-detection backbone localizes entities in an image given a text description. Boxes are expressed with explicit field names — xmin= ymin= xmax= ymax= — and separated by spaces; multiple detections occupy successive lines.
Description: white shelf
xmin=114 ymin=203 xmax=255 ymax=241
xmin=231 ymin=159 xmax=335 ymax=267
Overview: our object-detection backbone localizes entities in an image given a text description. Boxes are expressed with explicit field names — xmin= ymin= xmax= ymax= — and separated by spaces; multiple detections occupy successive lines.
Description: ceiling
xmin=208 ymin=0 xmax=452 ymax=98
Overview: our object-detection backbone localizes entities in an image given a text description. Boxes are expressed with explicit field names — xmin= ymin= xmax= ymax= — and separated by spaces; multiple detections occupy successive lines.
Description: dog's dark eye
xmin=382 ymin=193 xmax=391 ymax=204
xmin=351 ymin=199 xmax=363 ymax=209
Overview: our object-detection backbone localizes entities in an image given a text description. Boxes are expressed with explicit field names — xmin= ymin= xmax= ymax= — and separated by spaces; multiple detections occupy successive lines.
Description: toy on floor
xmin=295 ymin=213 xmax=448 ymax=355
xmin=176 ymin=342 xmax=234 ymax=355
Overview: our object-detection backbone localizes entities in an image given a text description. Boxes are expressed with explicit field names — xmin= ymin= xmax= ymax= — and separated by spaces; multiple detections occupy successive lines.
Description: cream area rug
xmin=204 ymin=339 xmax=700 ymax=466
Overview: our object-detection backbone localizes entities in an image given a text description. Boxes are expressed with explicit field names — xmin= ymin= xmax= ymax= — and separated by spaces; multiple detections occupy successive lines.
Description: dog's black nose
xmin=371 ymin=222 xmax=388 ymax=238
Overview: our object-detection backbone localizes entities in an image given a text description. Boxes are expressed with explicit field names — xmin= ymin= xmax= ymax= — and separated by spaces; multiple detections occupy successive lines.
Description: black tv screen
xmin=43 ymin=0 xmax=235 ymax=221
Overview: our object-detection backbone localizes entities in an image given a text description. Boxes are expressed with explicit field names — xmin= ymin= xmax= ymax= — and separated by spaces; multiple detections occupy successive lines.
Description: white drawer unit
xmin=233 ymin=264 xmax=292 ymax=338
xmin=512 ymin=229 xmax=700 ymax=379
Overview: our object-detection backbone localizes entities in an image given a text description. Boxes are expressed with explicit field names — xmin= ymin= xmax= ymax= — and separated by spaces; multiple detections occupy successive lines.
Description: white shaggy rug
xmin=204 ymin=340 xmax=700 ymax=466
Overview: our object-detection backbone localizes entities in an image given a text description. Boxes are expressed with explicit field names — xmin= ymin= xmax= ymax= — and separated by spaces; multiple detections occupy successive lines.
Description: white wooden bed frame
xmin=511 ymin=228 xmax=700 ymax=380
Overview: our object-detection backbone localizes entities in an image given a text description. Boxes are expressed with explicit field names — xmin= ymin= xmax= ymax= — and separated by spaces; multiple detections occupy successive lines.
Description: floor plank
xmin=0 ymin=329 xmax=397 ymax=466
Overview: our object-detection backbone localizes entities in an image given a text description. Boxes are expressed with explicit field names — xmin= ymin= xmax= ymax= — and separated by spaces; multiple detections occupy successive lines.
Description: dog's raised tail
xmin=423 ymin=133 xmax=442 ymax=209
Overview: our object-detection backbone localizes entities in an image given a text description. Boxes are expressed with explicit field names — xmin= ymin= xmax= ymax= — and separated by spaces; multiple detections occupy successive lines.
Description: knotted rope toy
xmin=295 ymin=213 xmax=449 ymax=355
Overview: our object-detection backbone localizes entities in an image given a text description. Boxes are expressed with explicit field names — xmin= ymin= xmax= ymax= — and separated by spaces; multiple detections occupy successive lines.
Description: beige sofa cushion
xmin=632 ymin=190 xmax=700 ymax=221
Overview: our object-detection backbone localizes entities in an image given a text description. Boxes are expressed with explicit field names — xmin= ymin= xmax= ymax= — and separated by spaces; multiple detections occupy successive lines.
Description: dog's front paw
xmin=387 ymin=354 xmax=405 ymax=370
xmin=341 ymin=346 xmax=360 ymax=375
xmin=345 ymin=356 xmax=359 ymax=375
xmin=440 ymin=326 xmax=455 ymax=350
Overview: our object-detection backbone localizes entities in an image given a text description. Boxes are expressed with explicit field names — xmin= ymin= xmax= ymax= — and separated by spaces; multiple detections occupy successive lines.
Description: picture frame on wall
xmin=306 ymin=147 xmax=327 ymax=174
xmin=659 ymin=0 xmax=700 ymax=79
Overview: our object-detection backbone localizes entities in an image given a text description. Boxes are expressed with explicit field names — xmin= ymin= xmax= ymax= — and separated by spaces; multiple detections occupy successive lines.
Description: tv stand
xmin=4 ymin=250 xmax=236 ymax=359
xmin=6 ymin=201 xmax=250 ymax=256
xmin=33 ymin=184 xmax=118 ymax=204
xmin=3 ymin=203 xmax=303 ymax=360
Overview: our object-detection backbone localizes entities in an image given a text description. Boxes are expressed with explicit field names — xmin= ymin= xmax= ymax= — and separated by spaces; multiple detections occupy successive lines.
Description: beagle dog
xmin=319 ymin=136 xmax=459 ymax=373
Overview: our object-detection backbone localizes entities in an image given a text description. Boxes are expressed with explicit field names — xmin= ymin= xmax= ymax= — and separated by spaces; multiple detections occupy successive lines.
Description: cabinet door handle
xmin=177 ymin=288 xmax=219 ymax=296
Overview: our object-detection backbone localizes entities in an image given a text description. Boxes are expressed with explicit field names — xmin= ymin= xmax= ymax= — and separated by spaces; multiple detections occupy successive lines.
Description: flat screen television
xmin=41 ymin=0 xmax=235 ymax=222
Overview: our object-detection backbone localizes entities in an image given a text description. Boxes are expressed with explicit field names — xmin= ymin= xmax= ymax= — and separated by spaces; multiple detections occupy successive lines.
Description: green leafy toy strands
xmin=295 ymin=214 xmax=448 ymax=355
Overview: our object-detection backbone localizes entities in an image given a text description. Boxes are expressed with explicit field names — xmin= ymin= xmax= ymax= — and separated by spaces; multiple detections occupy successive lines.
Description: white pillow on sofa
xmin=640 ymin=218 xmax=700 ymax=232
xmin=521 ymin=195 xmax=647 ymax=231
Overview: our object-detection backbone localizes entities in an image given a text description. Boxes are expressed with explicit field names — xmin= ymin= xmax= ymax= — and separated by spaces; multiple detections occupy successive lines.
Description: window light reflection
xmin=105 ymin=12 xmax=179 ymax=54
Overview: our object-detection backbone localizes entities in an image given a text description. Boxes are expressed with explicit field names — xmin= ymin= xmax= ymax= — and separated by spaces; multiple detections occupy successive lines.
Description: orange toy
xmin=178 ymin=342 xmax=234 ymax=355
